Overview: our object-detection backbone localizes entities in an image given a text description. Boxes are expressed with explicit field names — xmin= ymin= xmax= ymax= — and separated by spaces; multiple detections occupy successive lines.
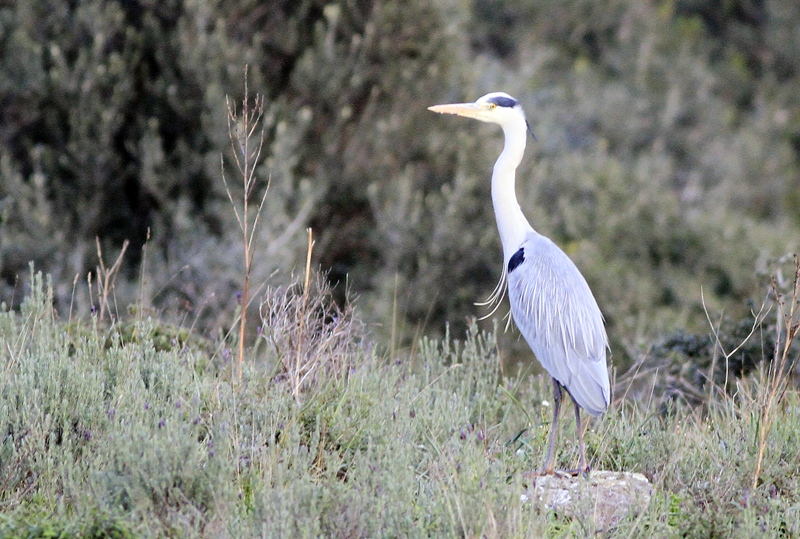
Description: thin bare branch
xmin=220 ymin=66 xmax=270 ymax=381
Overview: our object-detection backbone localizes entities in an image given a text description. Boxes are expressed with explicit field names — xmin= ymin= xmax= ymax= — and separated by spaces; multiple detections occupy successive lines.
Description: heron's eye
xmin=488 ymin=103 xmax=496 ymax=110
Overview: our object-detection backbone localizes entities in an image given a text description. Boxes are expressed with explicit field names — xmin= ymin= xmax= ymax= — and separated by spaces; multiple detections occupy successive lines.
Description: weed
xmin=260 ymin=268 xmax=363 ymax=403
xmin=90 ymin=238 xmax=130 ymax=323
xmin=221 ymin=67 xmax=269 ymax=380
xmin=751 ymin=255 xmax=800 ymax=490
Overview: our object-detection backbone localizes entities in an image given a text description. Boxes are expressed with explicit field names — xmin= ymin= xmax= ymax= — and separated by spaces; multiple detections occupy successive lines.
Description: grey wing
xmin=506 ymin=234 xmax=610 ymax=416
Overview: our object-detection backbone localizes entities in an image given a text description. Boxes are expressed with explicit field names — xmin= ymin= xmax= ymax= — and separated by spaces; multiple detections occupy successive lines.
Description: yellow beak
xmin=427 ymin=102 xmax=485 ymax=120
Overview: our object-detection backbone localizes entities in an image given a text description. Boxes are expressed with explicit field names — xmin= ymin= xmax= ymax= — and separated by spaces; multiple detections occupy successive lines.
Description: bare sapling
xmin=94 ymin=236 xmax=129 ymax=322
xmin=222 ymin=67 xmax=269 ymax=380
xmin=752 ymin=254 xmax=800 ymax=490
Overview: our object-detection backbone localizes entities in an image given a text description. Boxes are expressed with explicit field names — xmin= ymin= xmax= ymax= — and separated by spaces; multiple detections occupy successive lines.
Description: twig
xmin=752 ymin=255 xmax=800 ymax=490
xmin=701 ymin=286 xmax=769 ymax=403
xmin=67 ymin=272 xmax=80 ymax=335
xmin=223 ymin=65 xmax=267 ymax=381
xmin=95 ymin=236 xmax=129 ymax=322
xmin=294 ymin=228 xmax=315 ymax=401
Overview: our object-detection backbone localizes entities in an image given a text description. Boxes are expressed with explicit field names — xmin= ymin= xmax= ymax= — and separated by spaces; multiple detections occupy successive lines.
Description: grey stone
xmin=521 ymin=470 xmax=652 ymax=531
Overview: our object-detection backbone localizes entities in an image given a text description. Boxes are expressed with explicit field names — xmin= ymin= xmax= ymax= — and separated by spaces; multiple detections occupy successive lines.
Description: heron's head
xmin=428 ymin=92 xmax=535 ymax=138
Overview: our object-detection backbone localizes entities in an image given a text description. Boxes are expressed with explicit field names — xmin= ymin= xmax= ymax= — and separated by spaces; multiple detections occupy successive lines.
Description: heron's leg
xmin=569 ymin=392 xmax=591 ymax=476
xmin=538 ymin=377 xmax=562 ymax=475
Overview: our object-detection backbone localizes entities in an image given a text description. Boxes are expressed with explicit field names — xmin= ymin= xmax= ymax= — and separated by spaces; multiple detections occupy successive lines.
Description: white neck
xmin=491 ymin=119 xmax=535 ymax=264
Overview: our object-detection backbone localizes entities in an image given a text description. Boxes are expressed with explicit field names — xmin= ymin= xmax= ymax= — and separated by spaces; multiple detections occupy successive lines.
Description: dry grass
xmin=751 ymin=255 xmax=800 ymax=490
xmin=90 ymin=237 xmax=130 ymax=323
xmin=260 ymin=266 xmax=364 ymax=403
xmin=221 ymin=67 xmax=269 ymax=380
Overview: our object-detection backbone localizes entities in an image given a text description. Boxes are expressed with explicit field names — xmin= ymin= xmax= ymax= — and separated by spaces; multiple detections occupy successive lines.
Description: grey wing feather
xmin=507 ymin=233 xmax=610 ymax=416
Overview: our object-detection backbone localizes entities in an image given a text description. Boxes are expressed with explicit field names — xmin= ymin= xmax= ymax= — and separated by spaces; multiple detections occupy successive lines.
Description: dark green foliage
xmin=1 ymin=0 xmax=799 ymax=354
xmin=0 ymin=513 xmax=134 ymax=539
xmin=0 ymin=0 xmax=470 ymax=338
xmin=647 ymin=315 xmax=781 ymax=403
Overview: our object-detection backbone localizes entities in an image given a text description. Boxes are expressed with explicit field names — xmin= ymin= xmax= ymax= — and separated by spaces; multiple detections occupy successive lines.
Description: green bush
xmin=0 ymin=0 xmax=466 ymax=336
xmin=1 ymin=0 xmax=799 ymax=362
xmin=1 ymin=267 xmax=799 ymax=536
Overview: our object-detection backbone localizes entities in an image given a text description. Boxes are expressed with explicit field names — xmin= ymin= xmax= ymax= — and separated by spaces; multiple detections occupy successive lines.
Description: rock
xmin=521 ymin=470 xmax=652 ymax=531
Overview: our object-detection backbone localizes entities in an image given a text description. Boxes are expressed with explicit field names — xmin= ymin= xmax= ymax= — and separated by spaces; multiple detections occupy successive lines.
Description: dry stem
xmin=293 ymin=228 xmax=315 ymax=400
xmin=94 ymin=236 xmax=130 ymax=322
xmin=752 ymin=255 xmax=800 ymax=490
xmin=701 ymin=287 xmax=769 ymax=404
xmin=222 ymin=66 xmax=269 ymax=380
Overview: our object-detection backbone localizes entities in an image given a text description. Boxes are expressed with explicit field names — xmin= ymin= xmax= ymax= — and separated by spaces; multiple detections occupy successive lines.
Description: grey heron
xmin=428 ymin=92 xmax=610 ymax=475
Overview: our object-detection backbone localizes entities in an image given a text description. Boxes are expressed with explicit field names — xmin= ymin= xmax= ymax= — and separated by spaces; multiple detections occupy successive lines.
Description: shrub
xmin=2 ymin=0 xmax=800 ymax=365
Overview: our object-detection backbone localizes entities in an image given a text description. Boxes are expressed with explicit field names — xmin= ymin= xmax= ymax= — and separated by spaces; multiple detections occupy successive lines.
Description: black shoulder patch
xmin=487 ymin=95 xmax=518 ymax=108
xmin=508 ymin=248 xmax=525 ymax=273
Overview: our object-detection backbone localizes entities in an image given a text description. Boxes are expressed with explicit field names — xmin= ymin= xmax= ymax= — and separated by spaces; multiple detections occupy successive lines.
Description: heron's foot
xmin=521 ymin=464 xmax=553 ymax=478
xmin=525 ymin=464 xmax=590 ymax=479
xmin=561 ymin=465 xmax=591 ymax=478
xmin=526 ymin=466 xmax=571 ymax=478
